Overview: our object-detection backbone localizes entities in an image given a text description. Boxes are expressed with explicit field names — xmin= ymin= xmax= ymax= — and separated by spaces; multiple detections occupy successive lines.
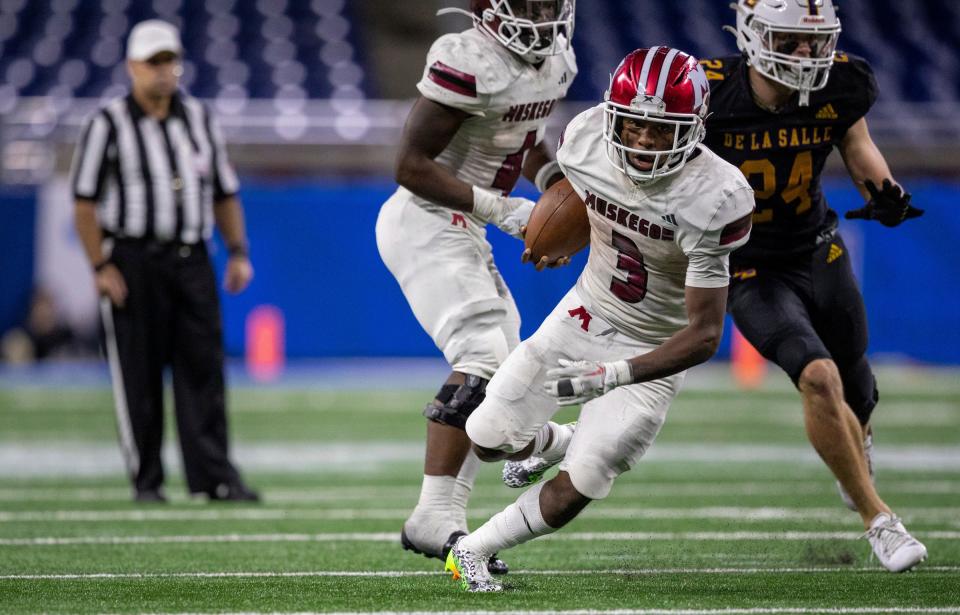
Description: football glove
xmin=544 ymin=359 xmax=633 ymax=406
xmin=845 ymin=178 xmax=924 ymax=228
xmin=472 ymin=186 xmax=535 ymax=240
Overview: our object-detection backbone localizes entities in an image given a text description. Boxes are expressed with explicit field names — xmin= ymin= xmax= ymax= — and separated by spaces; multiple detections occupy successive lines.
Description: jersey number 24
xmin=739 ymin=151 xmax=813 ymax=223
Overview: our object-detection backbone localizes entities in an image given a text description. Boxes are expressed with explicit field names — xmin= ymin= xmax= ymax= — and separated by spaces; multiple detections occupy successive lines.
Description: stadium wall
xmin=216 ymin=177 xmax=959 ymax=364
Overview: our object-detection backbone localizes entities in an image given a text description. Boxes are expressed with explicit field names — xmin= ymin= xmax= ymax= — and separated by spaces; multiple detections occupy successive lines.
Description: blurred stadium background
xmin=0 ymin=1 xmax=959 ymax=612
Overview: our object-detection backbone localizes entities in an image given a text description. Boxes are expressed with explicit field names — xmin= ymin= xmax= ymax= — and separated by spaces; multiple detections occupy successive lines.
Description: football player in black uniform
xmin=703 ymin=0 xmax=926 ymax=572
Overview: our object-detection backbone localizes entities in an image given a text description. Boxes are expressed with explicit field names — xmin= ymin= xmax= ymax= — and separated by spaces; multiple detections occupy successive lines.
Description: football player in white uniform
xmin=444 ymin=47 xmax=755 ymax=592
xmin=375 ymin=0 xmax=577 ymax=573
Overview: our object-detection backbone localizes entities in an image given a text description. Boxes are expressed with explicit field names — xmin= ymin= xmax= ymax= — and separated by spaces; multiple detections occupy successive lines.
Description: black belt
xmin=108 ymin=235 xmax=203 ymax=255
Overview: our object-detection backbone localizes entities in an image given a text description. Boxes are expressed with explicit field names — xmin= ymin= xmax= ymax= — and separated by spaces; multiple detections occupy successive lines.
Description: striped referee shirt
xmin=70 ymin=91 xmax=239 ymax=245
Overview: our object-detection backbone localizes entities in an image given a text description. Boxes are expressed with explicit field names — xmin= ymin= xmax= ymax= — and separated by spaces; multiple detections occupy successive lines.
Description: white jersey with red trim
xmin=556 ymin=104 xmax=755 ymax=344
xmin=409 ymin=28 xmax=577 ymax=219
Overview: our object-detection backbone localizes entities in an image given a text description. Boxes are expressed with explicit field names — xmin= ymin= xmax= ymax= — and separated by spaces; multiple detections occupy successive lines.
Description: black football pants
xmin=101 ymin=239 xmax=241 ymax=494
xmin=728 ymin=234 xmax=879 ymax=425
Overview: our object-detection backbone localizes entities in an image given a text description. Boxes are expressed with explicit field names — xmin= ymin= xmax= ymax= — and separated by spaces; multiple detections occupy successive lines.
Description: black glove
xmin=845 ymin=178 xmax=924 ymax=227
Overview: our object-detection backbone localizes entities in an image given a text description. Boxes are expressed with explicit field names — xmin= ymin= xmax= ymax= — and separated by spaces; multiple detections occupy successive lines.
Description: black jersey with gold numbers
xmin=702 ymin=53 xmax=878 ymax=263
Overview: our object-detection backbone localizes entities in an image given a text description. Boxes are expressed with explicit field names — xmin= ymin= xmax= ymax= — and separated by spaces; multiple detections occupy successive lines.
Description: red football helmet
xmin=603 ymin=47 xmax=710 ymax=183
xmin=439 ymin=0 xmax=575 ymax=62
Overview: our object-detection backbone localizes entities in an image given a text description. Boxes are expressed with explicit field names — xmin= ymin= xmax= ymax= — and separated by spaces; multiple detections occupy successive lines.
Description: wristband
xmin=608 ymin=360 xmax=633 ymax=386
xmin=471 ymin=186 xmax=498 ymax=222
xmin=227 ymin=244 xmax=248 ymax=258
xmin=534 ymin=160 xmax=562 ymax=192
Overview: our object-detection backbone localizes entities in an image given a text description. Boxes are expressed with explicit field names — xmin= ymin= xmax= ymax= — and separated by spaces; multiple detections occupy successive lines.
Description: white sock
xmin=460 ymin=482 xmax=557 ymax=555
xmin=451 ymin=450 xmax=479 ymax=531
xmin=413 ymin=474 xmax=456 ymax=517
xmin=533 ymin=421 xmax=574 ymax=462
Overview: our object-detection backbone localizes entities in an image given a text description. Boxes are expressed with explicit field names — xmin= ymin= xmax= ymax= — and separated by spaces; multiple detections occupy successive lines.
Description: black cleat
xmin=134 ymin=488 xmax=167 ymax=503
xmin=401 ymin=528 xmax=508 ymax=575
xmin=207 ymin=481 xmax=260 ymax=502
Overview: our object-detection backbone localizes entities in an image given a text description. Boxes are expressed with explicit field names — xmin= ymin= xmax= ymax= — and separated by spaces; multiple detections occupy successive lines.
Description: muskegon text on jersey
xmin=585 ymin=190 xmax=675 ymax=241
xmin=502 ymin=99 xmax=558 ymax=123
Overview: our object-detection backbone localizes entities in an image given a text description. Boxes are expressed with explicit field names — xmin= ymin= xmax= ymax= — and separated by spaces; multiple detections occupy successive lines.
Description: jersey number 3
xmin=610 ymin=230 xmax=648 ymax=303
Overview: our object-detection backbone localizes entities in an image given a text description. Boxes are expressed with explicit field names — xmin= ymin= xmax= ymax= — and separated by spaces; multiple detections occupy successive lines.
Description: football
xmin=524 ymin=178 xmax=590 ymax=266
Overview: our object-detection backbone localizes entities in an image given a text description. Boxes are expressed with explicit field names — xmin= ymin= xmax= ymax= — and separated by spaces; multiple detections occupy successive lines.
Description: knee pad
xmin=423 ymin=374 xmax=488 ymax=431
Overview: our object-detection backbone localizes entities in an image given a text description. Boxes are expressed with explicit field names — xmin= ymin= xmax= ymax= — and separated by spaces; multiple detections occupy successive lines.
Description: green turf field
xmin=1 ymin=366 xmax=958 ymax=613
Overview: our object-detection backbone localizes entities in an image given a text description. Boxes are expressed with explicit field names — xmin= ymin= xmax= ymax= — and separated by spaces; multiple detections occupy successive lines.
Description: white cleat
xmin=502 ymin=422 xmax=575 ymax=488
xmin=838 ymin=430 xmax=875 ymax=511
xmin=864 ymin=512 xmax=928 ymax=573
xmin=445 ymin=536 xmax=503 ymax=592
xmin=502 ymin=454 xmax=560 ymax=488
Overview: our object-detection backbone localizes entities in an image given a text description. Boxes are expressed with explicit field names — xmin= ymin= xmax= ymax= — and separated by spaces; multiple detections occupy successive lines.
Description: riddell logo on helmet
xmin=801 ymin=15 xmax=826 ymax=24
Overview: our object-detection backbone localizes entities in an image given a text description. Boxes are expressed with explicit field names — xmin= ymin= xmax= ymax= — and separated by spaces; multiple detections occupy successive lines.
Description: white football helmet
xmin=726 ymin=0 xmax=841 ymax=106
xmin=439 ymin=0 xmax=575 ymax=63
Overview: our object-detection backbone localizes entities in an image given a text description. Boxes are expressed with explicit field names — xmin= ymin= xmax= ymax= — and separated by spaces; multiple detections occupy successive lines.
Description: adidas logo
xmin=661 ymin=213 xmax=677 ymax=226
xmin=558 ymin=72 xmax=568 ymax=86
xmin=827 ymin=243 xmax=843 ymax=263
xmin=815 ymin=103 xmax=838 ymax=120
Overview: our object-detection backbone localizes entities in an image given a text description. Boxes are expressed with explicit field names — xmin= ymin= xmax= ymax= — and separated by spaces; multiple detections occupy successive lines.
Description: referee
xmin=71 ymin=20 xmax=258 ymax=503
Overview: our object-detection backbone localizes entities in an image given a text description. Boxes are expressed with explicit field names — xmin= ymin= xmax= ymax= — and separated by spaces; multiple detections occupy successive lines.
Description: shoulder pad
xmin=700 ymin=55 xmax=741 ymax=82
xmin=425 ymin=31 xmax=517 ymax=96
xmin=825 ymin=51 xmax=878 ymax=114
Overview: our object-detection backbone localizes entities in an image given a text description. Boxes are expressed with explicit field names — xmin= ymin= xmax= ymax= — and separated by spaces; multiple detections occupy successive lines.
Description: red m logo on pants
xmin=568 ymin=306 xmax=592 ymax=331
xmin=451 ymin=213 xmax=467 ymax=228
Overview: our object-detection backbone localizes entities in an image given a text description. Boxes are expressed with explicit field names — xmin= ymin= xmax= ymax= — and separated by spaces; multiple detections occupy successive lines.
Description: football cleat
xmin=864 ymin=513 xmax=927 ymax=573
xmin=837 ymin=429 xmax=875 ymax=511
xmin=502 ymin=454 xmax=560 ymax=488
xmin=502 ymin=422 xmax=575 ymax=488
xmin=401 ymin=528 xmax=508 ymax=575
xmin=445 ymin=536 xmax=503 ymax=592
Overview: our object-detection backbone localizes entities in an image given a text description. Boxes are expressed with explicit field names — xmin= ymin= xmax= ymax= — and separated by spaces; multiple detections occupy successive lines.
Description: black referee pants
xmin=101 ymin=238 xmax=241 ymax=495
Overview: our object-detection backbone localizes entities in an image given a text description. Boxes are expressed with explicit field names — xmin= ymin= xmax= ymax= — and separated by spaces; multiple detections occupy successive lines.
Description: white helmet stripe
xmin=655 ymin=48 xmax=681 ymax=99
xmin=636 ymin=45 xmax=662 ymax=96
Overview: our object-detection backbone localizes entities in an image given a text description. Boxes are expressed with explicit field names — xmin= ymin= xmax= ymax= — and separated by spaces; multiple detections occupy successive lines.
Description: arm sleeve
xmin=416 ymin=34 xmax=503 ymax=116
xmin=203 ymin=104 xmax=240 ymax=200
xmin=70 ymin=111 xmax=113 ymax=201
xmin=682 ymin=185 xmax=755 ymax=288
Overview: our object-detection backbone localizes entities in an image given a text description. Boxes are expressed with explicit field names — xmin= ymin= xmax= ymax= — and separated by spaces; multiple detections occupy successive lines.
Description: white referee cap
xmin=127 ymin=19 xmax=182 ymax=61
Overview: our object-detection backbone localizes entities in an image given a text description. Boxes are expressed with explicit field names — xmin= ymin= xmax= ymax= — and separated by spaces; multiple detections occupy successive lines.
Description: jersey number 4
xmin=492 ymin=131 xmax=537 ymax=195
xmin=610 ymin=230 xmax=648 ymax=303
xmin=739 ymin=151 xmax=813 ymax=223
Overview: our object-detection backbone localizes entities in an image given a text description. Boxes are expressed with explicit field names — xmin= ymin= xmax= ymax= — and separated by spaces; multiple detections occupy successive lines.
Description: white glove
xmin=544 ymin=359 xmax=633 ymax=406
xmin=472 ymin=186 xmax=535 ymax=240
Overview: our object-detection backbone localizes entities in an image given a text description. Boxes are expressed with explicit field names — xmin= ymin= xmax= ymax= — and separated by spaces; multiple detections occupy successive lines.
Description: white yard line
xmin=3 ymin=566 xmax=959 ymax=580
xmin=1 ymin=506 xmax=958 ymax=523
xmin=2 ymin=480 xmax=959 ymax=502
xmin=4 ymin=442 xmax=960 ymax=477
xmin=4 ymin=530 xmax=960 ymax=546
xmin=100 ymin=611 xmax=960 ymax=615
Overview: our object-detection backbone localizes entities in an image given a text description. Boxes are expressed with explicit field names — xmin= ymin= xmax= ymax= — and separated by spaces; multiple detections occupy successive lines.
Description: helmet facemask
xmin=441 ymin=0 xmax=575 ymax=63
xmin=602 ymin=99 xmax=705 ymax=185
